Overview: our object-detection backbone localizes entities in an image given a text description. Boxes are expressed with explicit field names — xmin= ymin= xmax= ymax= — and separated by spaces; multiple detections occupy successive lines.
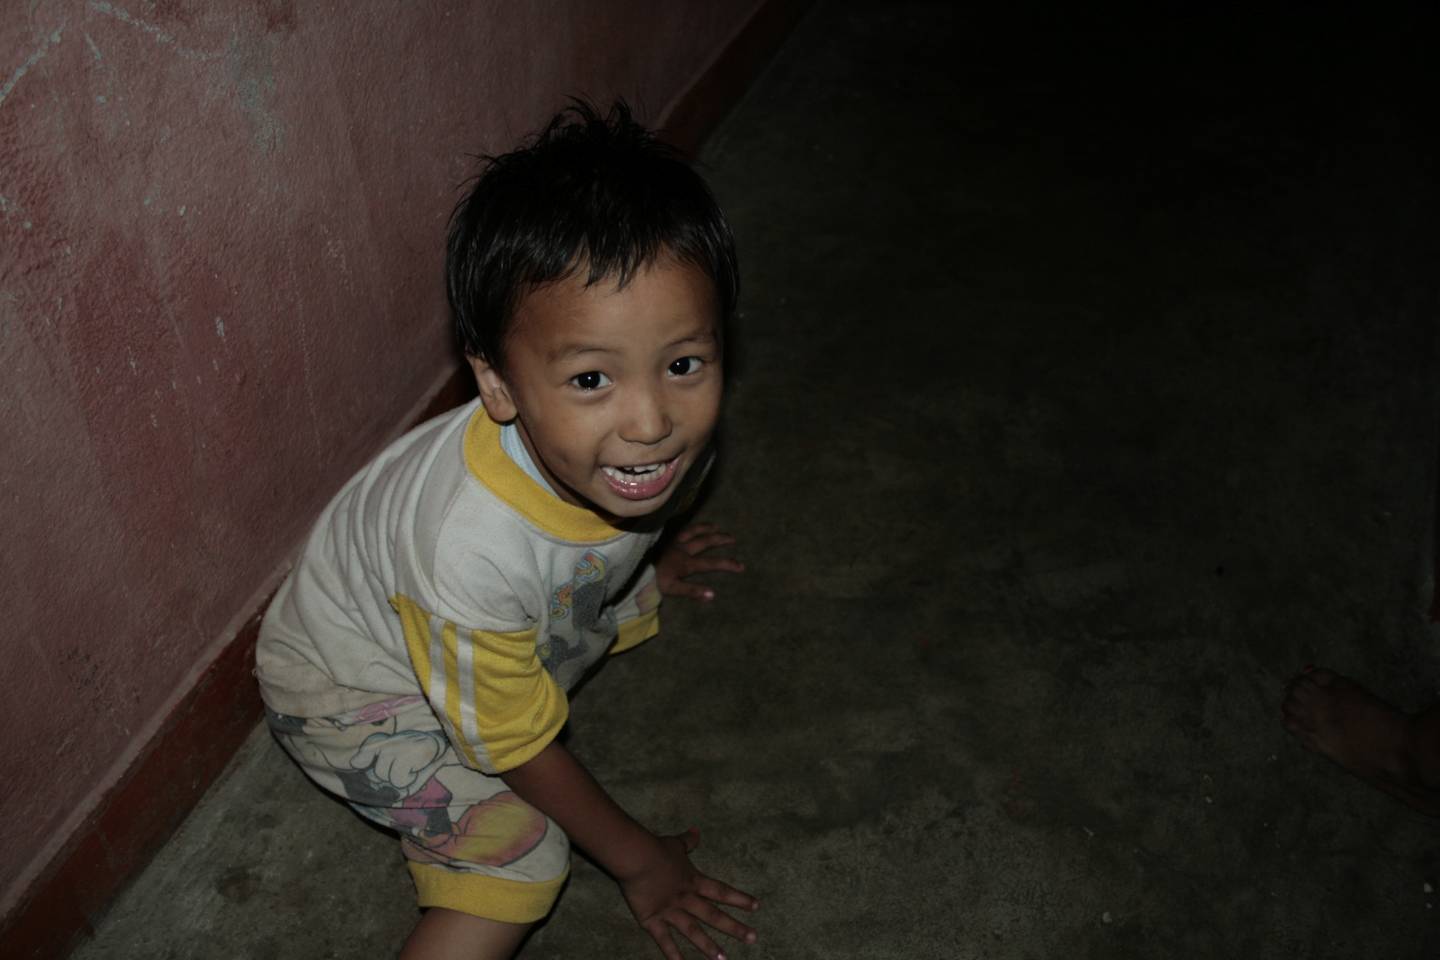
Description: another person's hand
xmin=655 ymin=523 xmax=744 ymax=601
xmin=619 ymin=828 xmax=759 ymax=960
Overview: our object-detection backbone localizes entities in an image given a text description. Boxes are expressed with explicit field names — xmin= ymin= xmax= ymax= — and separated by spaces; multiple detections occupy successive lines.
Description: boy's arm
xmin=502 ymin=739 xmax=758 ymax=960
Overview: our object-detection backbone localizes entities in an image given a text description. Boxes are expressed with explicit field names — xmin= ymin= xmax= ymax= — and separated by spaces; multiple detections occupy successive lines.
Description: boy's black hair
xmin=446 ymin=99 xmax=738 ymax=367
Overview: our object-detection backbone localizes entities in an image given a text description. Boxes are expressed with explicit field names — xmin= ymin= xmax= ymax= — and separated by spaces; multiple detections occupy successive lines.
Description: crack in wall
xmin=86 ymin=1 xmax=220 ymax=62
xmin=0 ymin=26 xmax=63 ymax=111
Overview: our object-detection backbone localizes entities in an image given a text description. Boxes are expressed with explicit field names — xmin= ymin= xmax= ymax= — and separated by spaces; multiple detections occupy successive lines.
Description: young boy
xmin=256 ymin=101 xmax=758 ymax=960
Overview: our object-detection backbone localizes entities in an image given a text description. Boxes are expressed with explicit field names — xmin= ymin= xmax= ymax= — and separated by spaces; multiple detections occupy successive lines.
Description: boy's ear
xmin=468 ymin=356 xmax=518 ymax=423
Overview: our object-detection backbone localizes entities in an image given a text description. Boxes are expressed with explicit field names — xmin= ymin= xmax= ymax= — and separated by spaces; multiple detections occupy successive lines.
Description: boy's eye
xmin=569 ymin=371 xmax=611 ymax=391
xmin=668 ymin=356 xmax=704 ymax=377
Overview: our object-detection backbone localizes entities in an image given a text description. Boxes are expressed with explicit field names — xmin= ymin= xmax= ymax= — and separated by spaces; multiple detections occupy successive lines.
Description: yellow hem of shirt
xmin=612 ymin=607 xmax=661 ymax=654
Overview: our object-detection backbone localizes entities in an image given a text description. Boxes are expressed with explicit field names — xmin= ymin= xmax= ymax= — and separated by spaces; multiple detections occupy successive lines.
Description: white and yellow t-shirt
xmin=256 ymin=397 xmax=663 ymax=775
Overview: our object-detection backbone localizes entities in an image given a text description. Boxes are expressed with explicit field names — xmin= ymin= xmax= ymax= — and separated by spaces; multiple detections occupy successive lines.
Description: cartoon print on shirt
xmin=540 ymin=549 xmax=617 ymax=687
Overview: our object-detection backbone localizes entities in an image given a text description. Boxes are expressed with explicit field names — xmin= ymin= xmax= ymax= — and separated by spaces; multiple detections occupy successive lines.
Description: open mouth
xmin=600 ymin=458 xmax=680 ymax=501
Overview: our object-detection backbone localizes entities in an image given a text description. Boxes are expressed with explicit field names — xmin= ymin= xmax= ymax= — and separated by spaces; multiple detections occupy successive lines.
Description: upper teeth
xmin=604 ymin=462 xmax=665 ymax=480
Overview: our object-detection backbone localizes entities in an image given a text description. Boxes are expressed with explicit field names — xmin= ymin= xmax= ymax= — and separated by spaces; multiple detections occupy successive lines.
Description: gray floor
xmin=75 ymin=3 xmax=1440 ymax=958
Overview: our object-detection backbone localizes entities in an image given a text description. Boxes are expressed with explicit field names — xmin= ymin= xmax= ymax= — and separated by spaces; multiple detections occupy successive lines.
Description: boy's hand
xmin=656 ymin=523 xmax=744 ymax=601
xmin=620 ymin=828 xmax=759 ymax=960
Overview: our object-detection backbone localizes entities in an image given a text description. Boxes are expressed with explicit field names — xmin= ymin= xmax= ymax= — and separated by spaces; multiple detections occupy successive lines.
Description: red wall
xmin=0 ymin=0 xmax=760 ymax=917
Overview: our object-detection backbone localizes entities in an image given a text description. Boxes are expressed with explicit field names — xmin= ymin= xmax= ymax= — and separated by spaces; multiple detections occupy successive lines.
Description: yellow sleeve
xmin=391 ymin=594 xmax=567 ymax=773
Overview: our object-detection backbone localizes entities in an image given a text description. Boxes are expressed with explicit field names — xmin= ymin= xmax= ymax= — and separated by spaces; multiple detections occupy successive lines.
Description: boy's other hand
xmin=620 ymin=828 xmax=759 ymax=960
xmin=656 ymin=523 xmax=744 ymax=602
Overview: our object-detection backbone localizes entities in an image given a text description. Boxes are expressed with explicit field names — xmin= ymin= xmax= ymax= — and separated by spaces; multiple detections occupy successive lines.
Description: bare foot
xmin=1281 ymin=668 xmax=1440 ymax=816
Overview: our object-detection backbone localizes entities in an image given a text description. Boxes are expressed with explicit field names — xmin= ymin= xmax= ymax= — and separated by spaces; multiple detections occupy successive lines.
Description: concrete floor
xmin=75 ymin=2 xmax=1440 ymax=958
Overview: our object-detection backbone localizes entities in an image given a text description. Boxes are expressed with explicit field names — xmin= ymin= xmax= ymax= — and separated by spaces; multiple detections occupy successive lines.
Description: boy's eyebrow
xmin=665 ymin=331 xmax=716 ymax=349
xmin=546 ymin=330 xmax=716 ymax=362
xmin=547 ymin=343 xmax=616 ymax=362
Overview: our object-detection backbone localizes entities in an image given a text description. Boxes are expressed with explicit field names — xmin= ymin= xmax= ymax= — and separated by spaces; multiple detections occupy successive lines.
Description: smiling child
xmin=256 ymin=101 xmax=757 ymax=960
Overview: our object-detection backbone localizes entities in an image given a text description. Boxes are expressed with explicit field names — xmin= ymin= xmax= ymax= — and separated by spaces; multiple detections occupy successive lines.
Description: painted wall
xmin=0 ymin=0 xmax=759 ymax=915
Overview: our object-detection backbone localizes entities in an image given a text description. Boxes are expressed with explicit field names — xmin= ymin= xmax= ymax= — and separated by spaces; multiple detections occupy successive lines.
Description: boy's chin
xmin=589 ymin=490 xmax=679 ymax=529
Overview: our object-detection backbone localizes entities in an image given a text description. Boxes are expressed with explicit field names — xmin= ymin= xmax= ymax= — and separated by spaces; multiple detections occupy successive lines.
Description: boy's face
xmin=471 ymin=257 xmax=723 ymax=522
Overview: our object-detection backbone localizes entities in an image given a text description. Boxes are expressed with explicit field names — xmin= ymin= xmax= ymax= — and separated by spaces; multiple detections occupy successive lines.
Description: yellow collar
xmin=463 ymin=405 xmax=622 ymax=543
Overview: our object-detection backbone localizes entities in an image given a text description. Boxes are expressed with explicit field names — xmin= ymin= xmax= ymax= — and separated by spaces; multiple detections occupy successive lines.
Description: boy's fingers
xmin=682 ymin=533 xmax=737 ymax=555
xmin=667 ymin=581 xmax=715 ymax=601
xmin=687 ymin=899 xmax=758 ymax=944
xmin=687 ymin=557 xmax=744 ymax=574
xmin=675 ymin=523 xmax=718 ymax=543
xmin=696 ymin=876 xmax=759 ymax=912
xmin=669 ymin=914 xmax=724 ymax=960
xmin=646 ymin=922 xmax=685 ymax=960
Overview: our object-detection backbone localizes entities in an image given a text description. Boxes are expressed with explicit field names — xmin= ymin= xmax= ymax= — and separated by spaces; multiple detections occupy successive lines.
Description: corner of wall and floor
xmin=0 ymin=3 xmax=813 ymax=957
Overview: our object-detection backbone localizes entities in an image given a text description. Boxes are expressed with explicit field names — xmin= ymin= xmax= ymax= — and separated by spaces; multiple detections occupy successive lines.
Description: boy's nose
xmin=618 ymin=387 xmax=673 ymax=445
